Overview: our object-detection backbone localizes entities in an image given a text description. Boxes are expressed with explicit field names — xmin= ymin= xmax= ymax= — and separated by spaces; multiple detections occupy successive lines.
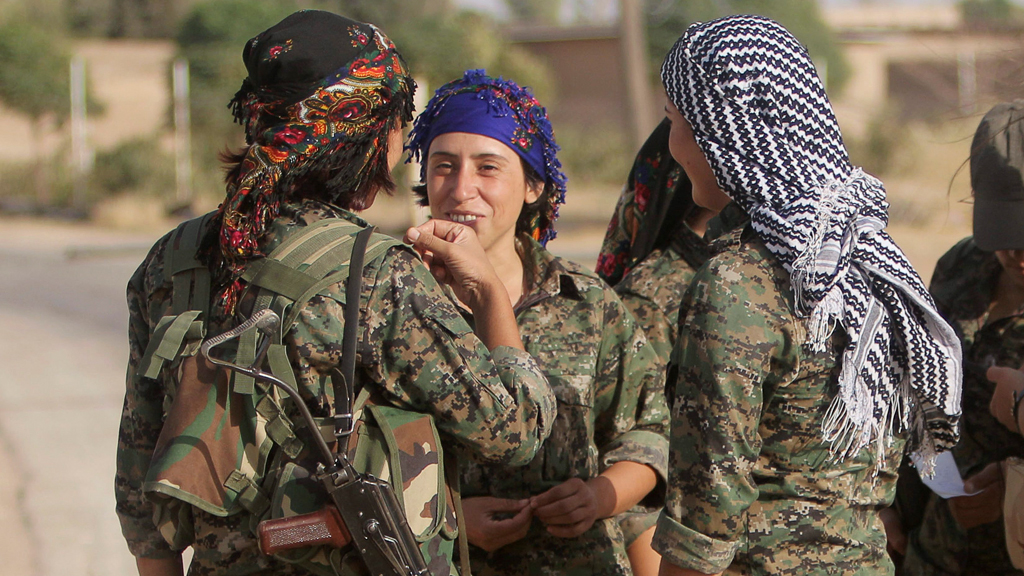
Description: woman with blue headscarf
xmin=653 ymin=15 xmax=963 ymax=576
xmin=406 ymin=70 xmax=669 ymax=576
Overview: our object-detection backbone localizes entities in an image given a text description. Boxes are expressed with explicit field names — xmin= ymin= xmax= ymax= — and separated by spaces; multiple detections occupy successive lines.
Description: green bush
xmin=556 ymin=125 xmax=632 ymax=186
xmin=90 ymin=137 xmax=175 ymax=197
xmin=847 ymin=107 xmax=913 ymax=177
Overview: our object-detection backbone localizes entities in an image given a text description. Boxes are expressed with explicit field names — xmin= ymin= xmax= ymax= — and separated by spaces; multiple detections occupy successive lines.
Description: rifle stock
xmin=257 ymin=506 xmax=352 ymax=555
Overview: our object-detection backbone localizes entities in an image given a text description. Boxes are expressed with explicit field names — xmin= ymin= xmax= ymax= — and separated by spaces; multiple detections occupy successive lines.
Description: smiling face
xmin=665 ymin=101 xmax=731 ymax=212
xmin=425 ymin=132 xmax=542 ymax=255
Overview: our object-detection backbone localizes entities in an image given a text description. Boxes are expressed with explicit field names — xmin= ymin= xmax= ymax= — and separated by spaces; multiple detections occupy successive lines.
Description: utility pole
xmin=957 ymin=50 xmax=977 ymax=116
xmin=173 ymin=59 xmax=193 ymax=205
xmin=620 ymin=0 xmax=656 ymax=151
xmin=70 ymin=56 xmax=92 ymax=210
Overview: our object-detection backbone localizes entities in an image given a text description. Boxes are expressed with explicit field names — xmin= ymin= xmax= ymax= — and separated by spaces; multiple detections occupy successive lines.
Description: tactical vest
xmin=136 ymin=213 xmax=463 ymax=576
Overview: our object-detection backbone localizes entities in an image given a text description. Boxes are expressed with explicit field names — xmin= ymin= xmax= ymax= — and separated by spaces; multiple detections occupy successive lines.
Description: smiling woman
xmin=405 ymin=70 xmax=669 ymax=576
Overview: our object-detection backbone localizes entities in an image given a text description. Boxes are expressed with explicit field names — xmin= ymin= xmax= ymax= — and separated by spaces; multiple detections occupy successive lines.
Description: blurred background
xmin=0 ymin=0 xmax=1018 ymax=574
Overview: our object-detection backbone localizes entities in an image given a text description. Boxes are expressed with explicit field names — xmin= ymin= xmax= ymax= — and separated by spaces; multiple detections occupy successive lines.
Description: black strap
xmin=333 ymin=226 xmax=375 ymax=438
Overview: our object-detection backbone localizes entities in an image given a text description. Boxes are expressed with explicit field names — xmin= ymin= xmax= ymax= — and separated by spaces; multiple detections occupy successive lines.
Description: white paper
xmin=912 ymin=450 xmax=983 ymax=499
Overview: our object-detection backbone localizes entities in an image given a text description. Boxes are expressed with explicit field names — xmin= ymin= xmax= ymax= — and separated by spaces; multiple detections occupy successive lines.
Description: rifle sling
xmin=334 ymin=226 xmax=374 ymax=438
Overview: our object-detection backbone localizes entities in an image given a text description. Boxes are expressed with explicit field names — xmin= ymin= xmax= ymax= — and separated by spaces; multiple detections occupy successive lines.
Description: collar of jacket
xmin=519 ymin=236 xmax=586 ymax=305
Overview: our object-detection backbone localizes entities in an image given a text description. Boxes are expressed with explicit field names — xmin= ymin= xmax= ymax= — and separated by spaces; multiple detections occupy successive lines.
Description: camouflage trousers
xmin=468 ymin=516 xmax=631 ymax=576
xmin=902 ymin=494 xmax=1022 ymax=576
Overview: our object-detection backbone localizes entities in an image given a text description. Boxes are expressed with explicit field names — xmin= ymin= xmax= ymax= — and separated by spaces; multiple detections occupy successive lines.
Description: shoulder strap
xmin=333 ymin=226 xmax=374 ymax=439
xmin=164 ymin=212 xmax=217 ymax=317
xmin=235 ymin=220 xmax=398 ymax=395
xmin=137 ymin=213 xmax=216 ymax=381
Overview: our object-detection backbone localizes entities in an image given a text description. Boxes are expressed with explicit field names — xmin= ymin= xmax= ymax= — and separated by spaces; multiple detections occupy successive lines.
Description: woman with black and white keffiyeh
xmin=651 ymin=15 xmax=962 ymax=576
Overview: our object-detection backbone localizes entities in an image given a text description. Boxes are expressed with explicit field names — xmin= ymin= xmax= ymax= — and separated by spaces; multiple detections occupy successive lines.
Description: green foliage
xmin=174 ymin=0 xmax=300 ymax=167
xmin=0 ymin=16 xmax=72 ymax=121
xmin=90 ymin=137 xmax=175 ymax=195
xmin=395 ymin=11 xmax=553 ymax=99
xmin=173 ymin=0 xmax=554 ymax=189
xmin=505 ymin=0 xmax=562 ymax=24
xmin=556 ymin=125 xmax=632 ymax=185
xmin=312 ymin=0 xmax=552 ymax=95
xmin=959 ymin=0 xmax=1024 ymax=29
xmin=847 ymin=107 xmax=912 ymax=177
xmin=645 ymin=0 xmax=850 ymax=96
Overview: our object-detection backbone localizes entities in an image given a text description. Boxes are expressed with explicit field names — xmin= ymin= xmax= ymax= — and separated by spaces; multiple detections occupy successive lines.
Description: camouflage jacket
xmin=115 ymin=200 xmax=556 ymax=568
xmin=459 ymin=239 xmax=669 ymax=576
xmin=652 ymin=222 xmax=905 ymax=576
xmin=613 ymin=226 xmax=708 ymax=362
xmin=901 ymin=237 xmax=1024 ymax=576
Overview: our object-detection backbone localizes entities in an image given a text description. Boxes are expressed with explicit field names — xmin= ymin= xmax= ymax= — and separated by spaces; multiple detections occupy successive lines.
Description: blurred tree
xmin=645 ymin=0 xmax=850 ymax=95
xmin=312 ymin=0 xmax=552 ymax=93
xmin=177 ymin=0 xmax=552 ymax=160
xmin=959 ymin=0 xmax=1024 ymax=29
xmin=175 ymin=0 xmax=299 ymax=165
xmin=0 ymin=16 xmax=73 ymax=202
xmin=108 ymin=0 xmax=179 ymax=38
xmin=505 ymin=0 xmax=562 ymax=24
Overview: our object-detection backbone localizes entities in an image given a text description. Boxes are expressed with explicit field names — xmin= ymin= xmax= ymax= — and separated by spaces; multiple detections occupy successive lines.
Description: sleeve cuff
xmin=652 ymin=510 xmax=738 ymax=574
xmin=489 ymin=345 xmax=535 ymax=368
xmin=600 ymin=430 xmax=669 ymax=481
xmin=489 ymin=345 xmax=555 ymax=438
xmin=121 ymin=524 xmax=177 ymax=559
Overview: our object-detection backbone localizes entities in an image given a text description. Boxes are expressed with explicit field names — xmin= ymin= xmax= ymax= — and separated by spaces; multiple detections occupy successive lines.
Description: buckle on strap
xmin=332 ymin=412 xmax=354 ymax=439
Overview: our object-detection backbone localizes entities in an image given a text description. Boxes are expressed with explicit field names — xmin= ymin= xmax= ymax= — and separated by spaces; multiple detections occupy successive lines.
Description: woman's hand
xmin=988 ymin=366 xmax=1024 ymax=433
xmin=949 ymin=462 xmax=1005 ymax=529
xmin=405 ymin=220 xmax=523 ymax=350
xmin=462 ymin=496 xmax=533 ymax=552
xmin=878 ymin=507 xmax=907 ymax=558
xmin=136 ymin=557 xmax=183 ymax=576
xmin=404 ymin=220 xmax=500 ymax=310
xmin=530 ymin=477 xmax=605 ymax=538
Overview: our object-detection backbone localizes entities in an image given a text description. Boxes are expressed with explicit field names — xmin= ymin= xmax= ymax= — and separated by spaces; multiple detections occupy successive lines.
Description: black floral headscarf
xmin=215 ymin=10 xmax=415 ymax=309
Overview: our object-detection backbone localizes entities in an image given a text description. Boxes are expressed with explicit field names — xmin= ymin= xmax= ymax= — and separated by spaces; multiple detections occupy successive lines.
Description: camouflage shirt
xmin=614 ymin=202 xmax=749 ymax=362
xmin=460 ymin=239 xmax=669 ymax=576
xmin=652 ymin=222 xmax=905 ymax=576
xmin=614 ymin=225 xmax=709 ymax=362
xmin=902 ymin=237 xmax=1024 ymax=576
xmin=115 ymin=200 xmax=556 ymax=571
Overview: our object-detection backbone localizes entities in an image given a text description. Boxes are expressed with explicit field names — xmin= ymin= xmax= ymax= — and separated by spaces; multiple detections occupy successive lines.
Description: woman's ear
xmin=525 ymin=180 xmax=543 ymax=204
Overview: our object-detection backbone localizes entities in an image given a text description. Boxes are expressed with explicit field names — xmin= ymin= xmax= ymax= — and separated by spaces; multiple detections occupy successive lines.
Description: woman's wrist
xmin=586 ymin=475 xmax=617 ymax=520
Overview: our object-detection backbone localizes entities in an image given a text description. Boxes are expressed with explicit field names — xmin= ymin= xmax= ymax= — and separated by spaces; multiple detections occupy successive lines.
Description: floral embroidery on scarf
xmin=266 ymin=39 xmax=293 ymax=61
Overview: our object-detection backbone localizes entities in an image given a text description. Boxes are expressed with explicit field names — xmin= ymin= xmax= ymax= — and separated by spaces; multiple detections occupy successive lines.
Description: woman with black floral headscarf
xmin=116 ymin=12 xmax=555 ymax=576
xmin=653 ymin=15 xmax=962 ymax=576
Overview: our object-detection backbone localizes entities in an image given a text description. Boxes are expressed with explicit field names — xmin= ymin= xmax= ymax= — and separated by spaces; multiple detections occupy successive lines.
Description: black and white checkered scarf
xmin=662 ymin=15 xmax=961 ymax=470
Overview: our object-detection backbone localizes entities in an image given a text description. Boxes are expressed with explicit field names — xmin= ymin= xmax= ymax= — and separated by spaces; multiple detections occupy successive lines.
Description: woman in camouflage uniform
xmin=406 ymin=70 xmax=669 ymax=576
xmin=116 ymin=13 xmax=556 ymax=576
xmin=653 ymin=15 xmax=963 ymax=576
xmin=897 ymin=101 xmax=1024 ymax=576
xmin=596 ymin=118 xmax=720 ymax=362
xmin=595 ymin=119 xmax=733 ymax=576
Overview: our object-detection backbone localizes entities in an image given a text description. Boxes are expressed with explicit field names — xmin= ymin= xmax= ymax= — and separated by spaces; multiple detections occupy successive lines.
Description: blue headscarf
xmin=406 ymin=69 xmax=567 ymax=245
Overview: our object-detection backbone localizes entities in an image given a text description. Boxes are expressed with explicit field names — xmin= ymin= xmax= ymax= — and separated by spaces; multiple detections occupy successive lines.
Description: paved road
xmin=0 ymin=215 xmax=603 ymax=576
xmin=0 ymin=218 xmax=159 ymax=576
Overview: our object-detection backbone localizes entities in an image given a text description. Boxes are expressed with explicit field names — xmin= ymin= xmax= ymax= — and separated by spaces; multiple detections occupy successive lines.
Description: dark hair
xmin=218 ymin=118 xmax=402 ymax=211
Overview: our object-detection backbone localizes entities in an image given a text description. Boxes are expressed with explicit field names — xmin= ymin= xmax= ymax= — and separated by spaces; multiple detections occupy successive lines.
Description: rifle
xmin=202 ymin=308 xmax=429 ymax=576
